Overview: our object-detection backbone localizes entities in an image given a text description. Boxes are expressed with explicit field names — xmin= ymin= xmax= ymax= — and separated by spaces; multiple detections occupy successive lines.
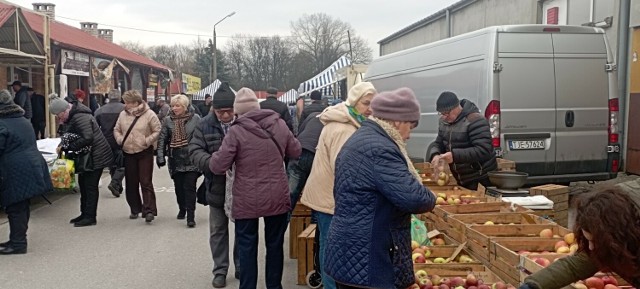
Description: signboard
xmin=61 ymin=49 xmax=90 ymax=76
xmin=90 ymin=57 xmax=116 ymax=94
xmin=148 ymin=73 xmax=158 ymax=87
xmin=181 ymin=73 xmax=201 ymax=94
xmin=146 ymin=87 xmax=156 ymax=98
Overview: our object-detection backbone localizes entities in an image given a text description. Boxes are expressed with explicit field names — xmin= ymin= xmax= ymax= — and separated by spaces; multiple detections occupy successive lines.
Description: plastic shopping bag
xmin=411 ymin=214 xmax=430 ymax=246
xmin=50 ymin=156 xmax=76 ymax=189
xmin=224 ymin=164 xmax=235 ymax=222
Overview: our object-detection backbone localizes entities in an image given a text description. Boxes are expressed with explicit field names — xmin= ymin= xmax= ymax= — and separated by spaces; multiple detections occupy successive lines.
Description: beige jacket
xmin=114 ymin=103 xmax=161 ymax=154
xmin=301 ymin=103 xmax=361 ymax=215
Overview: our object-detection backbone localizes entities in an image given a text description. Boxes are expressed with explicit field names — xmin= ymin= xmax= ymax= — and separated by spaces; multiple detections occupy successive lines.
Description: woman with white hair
xmin=156 ymin=94 xmax=201 ymax=227
xmin=114 ymin=90 xmax=161 ymax=223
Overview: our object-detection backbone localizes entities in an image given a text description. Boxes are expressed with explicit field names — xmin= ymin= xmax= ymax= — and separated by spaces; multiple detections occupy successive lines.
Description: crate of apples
xmin=410 ymin=271 xmax=516 ymax=289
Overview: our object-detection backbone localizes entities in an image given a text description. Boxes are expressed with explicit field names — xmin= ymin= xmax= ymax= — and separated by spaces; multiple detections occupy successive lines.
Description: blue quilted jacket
xmin=324 ymin=120 xmax=436 ymax=289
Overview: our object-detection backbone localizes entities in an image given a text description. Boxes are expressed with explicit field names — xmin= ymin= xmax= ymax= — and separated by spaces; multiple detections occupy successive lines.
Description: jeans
xmin=5 ymin=199 xmax=30 ymax=249
xmin=209 ymin=206 xmax=240 ymax=277
xmin=315 ymin=211 xmax=336 ymax=289
xmin=78 ymin=169 xmax=102 ymax=218
xmin=235 ymin=213 xmax=288 ymax=289
xmin=287 ymin=149 xmax=315 ymax=211
xmin=172 ymin=171 xmax=199 ymax=216
xmin=124 ymin=147 xmax=156 ymax=215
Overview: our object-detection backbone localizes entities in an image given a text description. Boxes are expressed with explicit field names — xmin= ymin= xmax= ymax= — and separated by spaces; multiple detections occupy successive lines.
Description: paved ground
xmin=0 ymin=166 xmax=309 ymax=289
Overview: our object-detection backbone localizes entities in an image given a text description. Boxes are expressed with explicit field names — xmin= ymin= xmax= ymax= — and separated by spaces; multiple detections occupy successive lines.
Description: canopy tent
xmin=277 ymin=89 xmax=299 ymax=105
xmin=298 ymin=55 xmax=351 ymax=97
xmin=192 ymin=79 xmax=237 ymax=101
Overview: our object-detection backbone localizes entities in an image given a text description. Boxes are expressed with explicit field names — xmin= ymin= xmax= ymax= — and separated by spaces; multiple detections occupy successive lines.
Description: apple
xmin=414 ymin=255 xmax=426 ymax=263
xmin=436 ymin=197 xmax=447 ymax=205
xmin=554 ymin=240 xmax=569 ymax=250
xmin=553 ymin=234 xmax=561 ymax=238
xmin=414 ymin=248 xmax=426 ymax=255
xmin=447 ymin=198 xmax=456 ymax=205
xmin=415 ymin=270 xmax=428 ymax=279
xmin=412 ymin=240 xmax=420 ymax=250
xmin=439 ymin=285 xmax=450 ymax=289
xmin=573 ymin=283 xmax=588 ymax=289
xmin=539 ymin=228 xmax=554 ymax=238
xmin=420 ymin=279 xmax=434 ymax=289
xmin=437 ymin=192 xmax=447 ymax=199
xmin=409 ymin=284 xmax=420 ymax=289
xmin=517 ymin=250 xmax=531 ymax=256
xmin=564 ymin=233 xmax=575 ymax=245
xmin=601 ymin=276 xmax=618 ymax=286
xmin=603 ymin=285 xmax=618 ymax=289
xmin=478 ymin=284 xmax=490 ymax=289
xmin=556 ymin=246 xmax=571 ymax=254
xmin=585 ymin=277 xmax=605 ymax=289
xmin=492 ymin=282 xmax=507 ymax=289
xmin=454 ymin=287 xmax=465 ymax=289
xmin=433 ymin=257 xmax=446 ymax=264
xmin=534 ymin=257 xmax=551 ymax=267
xmin=431 ymin=275 xmax=442 ymax=285
xmin=440 ymin=278 xmax=451 ymax=288
xmin=466 ymin=274 xmax=478 ymax=286
xmin=437 ymin=179 xmax=447 ymax=186
xmin=424 ymin=249 xmax=432 ymax=258
xmin=484 ymin=221 xmax=495 ymax=225
xmin=468 ymin=287 xmax=478 ymax=289
xmin=412 ymin=253 xmax=423 ymax=262
xmin=432 ymin=238 xmax=446 ymax=246
xmin=570 ymin=244 xmax=579 ymax=253
xmin=450 ymin=277 xmax=465 ymax=287
xmin=453 ymin=198 xmax=461 ymax=205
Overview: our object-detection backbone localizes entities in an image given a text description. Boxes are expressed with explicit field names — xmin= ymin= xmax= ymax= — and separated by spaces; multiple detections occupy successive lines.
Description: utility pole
xmin=212 ymin=12 xmax=236 ymax=82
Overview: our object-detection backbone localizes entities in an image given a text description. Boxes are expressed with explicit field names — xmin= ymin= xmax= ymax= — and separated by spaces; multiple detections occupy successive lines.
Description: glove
xmin=156 ymin=157 xmax=166 ymax=168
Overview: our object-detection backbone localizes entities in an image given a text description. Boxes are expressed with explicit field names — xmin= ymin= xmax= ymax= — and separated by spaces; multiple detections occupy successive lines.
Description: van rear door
xmin=552 ymin=33 xmax=609 ymax=174
xmin=498 ymin=33 xmax=556 ymax=176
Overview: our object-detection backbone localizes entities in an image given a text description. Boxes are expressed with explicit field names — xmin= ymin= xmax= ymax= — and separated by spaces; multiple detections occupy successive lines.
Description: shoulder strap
xmin=120 ymin=116 xmax=141 ymax=149
xmin=263 ymin=129 xmax=284 ymax=160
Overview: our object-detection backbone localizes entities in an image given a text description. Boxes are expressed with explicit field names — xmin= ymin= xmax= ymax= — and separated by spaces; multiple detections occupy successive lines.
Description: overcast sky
xmin=10 ymin=0 xmax=458 ymax=58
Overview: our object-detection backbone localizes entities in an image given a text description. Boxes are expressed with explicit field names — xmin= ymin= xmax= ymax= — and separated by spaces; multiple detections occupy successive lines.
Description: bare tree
xmin=290 ymin=13 xmax=373 ymax=73
xmin=118 ymin=41 xmax=151 ymax=57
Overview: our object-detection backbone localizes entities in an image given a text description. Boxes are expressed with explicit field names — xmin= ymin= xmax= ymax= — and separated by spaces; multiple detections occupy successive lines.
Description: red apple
xmin=492 ymin=281 xmax=507 ymax=289
xmin=440 ymin=278 xmax=451 ymax=288
xmin=534 ymin=257 xmax=551 ymax=267
xmin=440 ymin=284 xmax=450 ymax=289
xmin=409 ymin=284 xmax=420 ymax=289
xmin=450 ymin=277 xmax=465 ymax=287
xmin=585 ymin=277 xmax=605 ymax=289
xmin=554 ymin=240 xmax=569 ymax=250
xmin=539 ymin=228 xmax=554 ymax=238
xmin=601 ymin=276 xmax=618 ymax=286
xmin=478 ymin=284 xmax=490 ymax=289
xmin=414 ymin=255 xmax=426 ymax=263
xmin=603 ymin=285 xmax=618 ymax=289
xmin=468 ymin=286 xmax=478 ymax=289
xmin=466 ymin=274 xmax=478 ymax=287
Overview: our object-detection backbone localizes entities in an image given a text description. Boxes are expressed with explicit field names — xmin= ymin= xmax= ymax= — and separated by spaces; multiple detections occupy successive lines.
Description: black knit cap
xmin=310 ymin=90 xmax=322 ymax=100
xmin=436 ymin=91 xmax=460 ymax=112
xmin=212 ymin=82 xmax=235 ymax=109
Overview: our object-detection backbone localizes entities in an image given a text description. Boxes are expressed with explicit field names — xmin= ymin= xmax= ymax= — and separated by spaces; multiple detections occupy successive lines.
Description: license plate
xmin=508 ymin=140 xmax=545 ymax=150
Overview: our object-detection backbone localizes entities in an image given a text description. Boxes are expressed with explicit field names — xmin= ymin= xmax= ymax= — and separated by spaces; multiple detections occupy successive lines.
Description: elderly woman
xmin=519 ymin=186 xmax=640 ymax=289
xmin=156 ymin=94 xmax=201 ymax=228
xmin=209 ymin=88 xmax=301 ymax=289
xmin=324 ymin=88 xmax=436 ymax=289
xmin=300 ymin=81 xmax=377 ymax=289
xmin=114 ymin=90 xmax=161 ymax=223
xmin=0 ymin=90 xmax=52 ymax=254
xmin=49 ymin=93 xmax=113 ymax=227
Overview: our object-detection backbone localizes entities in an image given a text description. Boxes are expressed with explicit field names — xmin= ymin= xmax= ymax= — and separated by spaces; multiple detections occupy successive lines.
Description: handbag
xmin=71 ymin=149 xmax=94 ymax=173
xmin=116 ymin=116 xmax=141 ymax=167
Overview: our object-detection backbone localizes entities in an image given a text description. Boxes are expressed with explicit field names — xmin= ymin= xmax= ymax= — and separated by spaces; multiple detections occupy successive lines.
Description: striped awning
xmin=299 ymin=55 xmax=351 ymax=97
xmin=277 ymin=89 xmax=299 ymax=105
xmin=193 ymin=79 xmax=236 ymax=101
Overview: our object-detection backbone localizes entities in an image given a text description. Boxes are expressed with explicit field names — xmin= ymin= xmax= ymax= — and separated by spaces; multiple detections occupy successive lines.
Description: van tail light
xmin=612 ymin=159 xmax=619 ymax=173
xmin=608 ymin=98 xmax=619 ymax=144
xmin=485 ymin=100 xmax=501 ymax=148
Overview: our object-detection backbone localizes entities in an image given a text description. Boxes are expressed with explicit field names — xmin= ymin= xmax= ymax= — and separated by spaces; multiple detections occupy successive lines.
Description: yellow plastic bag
xmin=50 ymin=154 xmax=76 ymax=189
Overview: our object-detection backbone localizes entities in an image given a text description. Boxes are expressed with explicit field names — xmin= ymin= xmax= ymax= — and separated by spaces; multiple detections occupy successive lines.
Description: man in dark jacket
xmin=188 ymin=82 xmax=239 ymax=288
xmin=28 ymin=88 xmax=46 ymax=139
xmin=94 ymin=89 xmax=126 ymax=197
xmin=197 ymin=94 xmax=212 ymax=117
xmin=431 ymin=91 xmax=497 ymax=190
xmin=288 ymin=111 xmax=322 ymax=214
xmin=11 ymin=81 xmax=31 ymax=120
xmin=259 ymin=87 xmax=293 ymax=133
xmin=298 ymin=90 xmax=327 ymax=129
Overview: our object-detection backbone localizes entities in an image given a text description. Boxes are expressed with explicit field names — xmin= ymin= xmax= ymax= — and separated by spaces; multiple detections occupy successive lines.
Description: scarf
xmin=0 ymin=103 xmax=25 ymax=118
xmin=347 ymin=105 xmax=367 ymax=124
xmin=170 ymin=112 xmax=191 ymax=148
xmin=369 ymin=116 xmax=422 ymax=183
xmin=127 ymin=102 xmax=149 ymax=117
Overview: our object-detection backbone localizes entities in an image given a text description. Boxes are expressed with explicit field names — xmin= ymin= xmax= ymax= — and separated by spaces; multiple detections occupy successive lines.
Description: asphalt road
xmin=0 ymin=165 xmax=308 ymax=289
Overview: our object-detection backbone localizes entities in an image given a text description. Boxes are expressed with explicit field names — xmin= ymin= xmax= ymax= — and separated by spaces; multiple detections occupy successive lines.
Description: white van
xmin=366 ymin=25 xmax=620 ymax=185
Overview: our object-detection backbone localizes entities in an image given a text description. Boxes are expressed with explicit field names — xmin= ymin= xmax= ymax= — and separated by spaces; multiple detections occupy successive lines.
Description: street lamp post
xmin=212 ymin=11 xmax=236 ymax=82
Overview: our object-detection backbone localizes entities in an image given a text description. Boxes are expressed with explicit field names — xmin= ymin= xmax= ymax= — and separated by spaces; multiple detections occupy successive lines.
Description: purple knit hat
xmin=371 ymin=87 xmax=421 ymax=123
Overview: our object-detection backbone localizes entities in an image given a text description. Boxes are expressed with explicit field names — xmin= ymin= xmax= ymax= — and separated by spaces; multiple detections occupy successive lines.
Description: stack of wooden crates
xmin=528 ymin=184 xmax=570 ymax=227
xmin=289 ymin=202 xmax=315 ymax=284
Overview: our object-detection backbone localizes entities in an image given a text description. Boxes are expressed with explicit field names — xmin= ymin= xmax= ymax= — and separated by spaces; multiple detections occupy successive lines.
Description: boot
xmin=177 ymin=209 xmax=186 ymax=220
xmin=186 ymin=210 xmax=195 ymax=228
xmin=74 ymin=218 xmax=97 ymax=227
xmin=69 ymin=214 xmax=84 ymax=224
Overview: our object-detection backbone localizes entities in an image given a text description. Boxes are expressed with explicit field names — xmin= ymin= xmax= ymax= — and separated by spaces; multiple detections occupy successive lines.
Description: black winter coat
xmin=94 ymin=102 xmax=125 ymax=150
xmin=0 ymin=104 xmax=52 ymax=207
xmin=188 ymin=113 xmax=227 ymax=207
xmin=433 ymin=99 xmax=497 ymax=187
xmin=157 ymin=113 xmax=201 ymax=177
xmin=61 ymin=102 xmax=113 ymax=170
xmin=299 ymin=100 xmax=327 ymax=128
xmin=260 ymin=97 xmax=293 ymax=133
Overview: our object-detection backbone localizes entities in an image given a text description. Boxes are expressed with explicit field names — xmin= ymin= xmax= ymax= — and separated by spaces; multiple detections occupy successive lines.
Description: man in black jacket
xmin=188 ymin=82 xmax=239 ymax=288
xmin=28 ymin=88 xmax=46 ymax=139
xmin=259 ymin=87 xmax=293 ymax=133
xmin=431 ymin=91 xmax=497 ymax=190
xmin=94 ymin=89 xmax=126 ymax=197
xmin=11 ymin=81 xmax=31 ymax=120
xmin=197 ymin=94 xmax=212 ymax=117
xmin=298 ymin=90 xmax=326 ymax=129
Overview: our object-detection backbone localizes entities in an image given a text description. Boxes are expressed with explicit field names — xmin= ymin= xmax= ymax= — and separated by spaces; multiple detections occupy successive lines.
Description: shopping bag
xmin=224 ymin=164 xmax=235 ymax=222
xmin=50 ymin=156 xmax=76 ymax=189
xmin=411 ymin=214 xmax=430 ymax=246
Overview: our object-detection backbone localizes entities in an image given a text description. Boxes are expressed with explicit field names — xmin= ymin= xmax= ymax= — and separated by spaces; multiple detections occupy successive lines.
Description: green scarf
xmin=347 ymin=105 xmax=366 ymax=124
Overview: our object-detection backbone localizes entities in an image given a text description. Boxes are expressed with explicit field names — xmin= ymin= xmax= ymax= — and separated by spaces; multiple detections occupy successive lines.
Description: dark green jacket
xmin=524 ymin=190 xmax=640 ymax=288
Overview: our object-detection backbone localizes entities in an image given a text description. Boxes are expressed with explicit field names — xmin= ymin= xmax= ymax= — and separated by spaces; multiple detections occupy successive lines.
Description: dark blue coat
xmin=324 ymin=120 xmax=436 ymax=289
xmin=0 ymin=104 xmax=53 ymax=207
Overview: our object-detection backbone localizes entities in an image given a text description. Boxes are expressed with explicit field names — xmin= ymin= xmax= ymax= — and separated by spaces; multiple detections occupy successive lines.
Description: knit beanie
xmin=49 ymin=93 xmax=71 ymax=115
xmin=234 ymin=87 xmax=260 ymax=115
xmin=0 ymin=89 xmax=14 ymax=104
xmin=436 ymin=91 xmax=460 ymax=112
xmin=108 ymin=89 xmax=121 ymax=101
xmin=212 ymin=82 xmax=235 ymax=109
xmin=310 ymin=90 xmax=322 ymax=101
xmin=371 ymin=87 xmax=421 ymax=123
xmin=346 ymin=82 xmax=377 ymax=106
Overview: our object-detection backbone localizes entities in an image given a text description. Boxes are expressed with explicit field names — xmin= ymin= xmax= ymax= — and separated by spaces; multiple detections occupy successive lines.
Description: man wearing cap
xmin=94 ymin=89 xmax=126 ymax=197
xmin=260 ymin=87 xmax=293 ymax=133
xmin=189 ymin=82 xmax=239 ymax=288
xmin=298 ymin=90 xmax=327 ymax=128
xmin=198 ymin=94 xmax=213 ymax=117
xmin=11 ymin=81 xmax=32 ymax=120
xmin=431 ymin=91 xmax=497 ymax=190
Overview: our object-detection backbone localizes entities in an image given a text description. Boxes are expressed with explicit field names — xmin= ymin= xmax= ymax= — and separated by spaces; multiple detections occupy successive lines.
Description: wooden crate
xmin=465 ymin=224 xmax=571 ymax=261
xmin=291 ymin=202 xmax=312 ymax=217
xmin=497 ymin=158 xmax=516 ymax=171
xmin=530 ymin=209 xmax=569 ymax=227
xmin=413 ymin=244 xmax=486 ymax=273
xmin=434 ymin=202 xmax=532 ymax=220
xmin=296 ymin=224 xmax=316 ymax=285
xmin=520 ymin=254 xmax=630 ymax=287
xmin=413 ymin=264 xmax=514 ymax=286
xmin=289 ymin=216 xmax=312 ymax=259
xmin=489 ymin=238 xmax=560 ymax=284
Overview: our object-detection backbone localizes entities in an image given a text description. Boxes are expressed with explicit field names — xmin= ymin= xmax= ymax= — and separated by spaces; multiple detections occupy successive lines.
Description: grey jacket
xmin=157 ymin=113 xmax=201 ymax=176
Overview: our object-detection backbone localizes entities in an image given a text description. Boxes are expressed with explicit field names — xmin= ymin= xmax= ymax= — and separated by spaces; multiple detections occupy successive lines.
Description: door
xmin=498 ymin=33 xmax=556 ymax=176
xmin=627 ymin=28 xmax=640 ymax=175
xmin=552 ymin=33 xmax=609 ymax=175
